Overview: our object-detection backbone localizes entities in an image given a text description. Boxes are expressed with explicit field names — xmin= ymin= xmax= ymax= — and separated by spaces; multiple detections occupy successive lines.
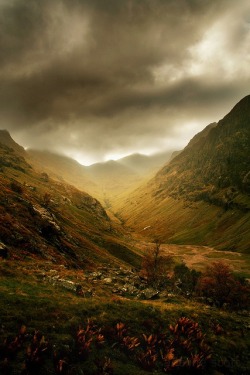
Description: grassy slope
xmin=116 ymin=181 xmax=250 ymax=252
xmin=0 ymin=259 xmax=249 ymax=374
xmin=116 ymin=96 xmax=250 ymax=253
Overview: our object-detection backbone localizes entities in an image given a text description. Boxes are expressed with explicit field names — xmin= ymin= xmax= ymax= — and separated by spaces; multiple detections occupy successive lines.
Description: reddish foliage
xmin=197 ymin=261 xmax=250 ymax=309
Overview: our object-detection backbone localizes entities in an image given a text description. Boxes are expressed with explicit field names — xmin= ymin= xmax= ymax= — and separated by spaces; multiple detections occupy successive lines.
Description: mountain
xmin=186 ymin=122 xmax=217 ymax=148
xmin=117 ymin=95 xmax=250 ymax=252
xmin=0 ymin=129 xmax=26 ymax=155
xmin=155 ymin=96 xmax=250 ymax=203
xmin=118 ymin=151 xmax=173 ymax=175
xmin=26 ymin=149 xmax=174 ymax=208
xmin=0 ymin=138 xmax=141 ymax=268
xmin=0 ymin=129 xmax=175 ymax=210
xmin=85 ymin=151 xmax=174 ymax=206
xmin=84 ymin=160 xmax=139 ymax=206
xmin=26 ymin=149 xmax=100 ymax=199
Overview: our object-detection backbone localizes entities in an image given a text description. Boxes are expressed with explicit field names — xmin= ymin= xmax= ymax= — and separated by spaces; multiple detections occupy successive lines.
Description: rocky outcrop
xmin=86 ymin=266 xmax=159 ymax=300
xmin=38 ymin=264 xmax=166 ymax=300
xmin=76 ymin=194 xmax=110 ymax=221
xmin=33 ymin=205 xmax=61 ymax=236
xmin=44 ymin=270 xmax=93 ymax=296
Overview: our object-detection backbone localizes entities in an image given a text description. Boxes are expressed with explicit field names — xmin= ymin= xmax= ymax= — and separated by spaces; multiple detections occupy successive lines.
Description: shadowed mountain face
xmin=118 ymin=95 xmax=250 ymax=252
xmin=155 ymin=96 xmax=250 ymax=203
xmin=0 ymin=138 xmax=140 ymax=268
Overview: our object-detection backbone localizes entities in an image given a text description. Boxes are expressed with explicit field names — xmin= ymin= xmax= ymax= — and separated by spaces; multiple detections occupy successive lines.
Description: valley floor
xmin=135 ymin=241 xmax=250 ymax=279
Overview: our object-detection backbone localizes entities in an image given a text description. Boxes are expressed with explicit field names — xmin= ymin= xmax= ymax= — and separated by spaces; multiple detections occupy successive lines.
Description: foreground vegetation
xmin=0 ymin=258 xmax=249 ymax=374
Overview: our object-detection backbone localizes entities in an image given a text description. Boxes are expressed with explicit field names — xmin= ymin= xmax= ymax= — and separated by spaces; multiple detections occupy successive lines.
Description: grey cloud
xmin=0 ymin=0 xmax=249 ymax=163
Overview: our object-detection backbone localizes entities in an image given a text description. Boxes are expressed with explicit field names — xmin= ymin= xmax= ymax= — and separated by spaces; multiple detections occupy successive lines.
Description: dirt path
xmin=135 ymin=241 xmax=249 ymax=276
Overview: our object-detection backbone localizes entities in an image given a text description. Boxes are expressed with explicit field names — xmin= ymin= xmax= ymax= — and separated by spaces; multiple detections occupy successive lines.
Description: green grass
xmin=0 ymin=259 xmax=249 ymax=374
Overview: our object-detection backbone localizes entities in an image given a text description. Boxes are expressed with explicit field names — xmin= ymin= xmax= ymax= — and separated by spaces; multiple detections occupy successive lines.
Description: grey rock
xmin=57 ymin=278 xmax=83 ymax=294
xmin=138 ymin=288 xmax=159 ymax=300
xmin=33 ymin=204 xmax=60 ymax=232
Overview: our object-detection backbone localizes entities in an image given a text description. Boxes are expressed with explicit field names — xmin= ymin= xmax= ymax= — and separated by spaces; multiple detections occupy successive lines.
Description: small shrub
xmin=196 ymin=261 xmax=250 ymax=309
xmin=173 ymin=263 xmax=200 ymax=296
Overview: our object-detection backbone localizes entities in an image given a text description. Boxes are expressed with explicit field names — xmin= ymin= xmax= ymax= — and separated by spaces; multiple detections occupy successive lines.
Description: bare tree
xmin=141 ymin=240 xmax=173 ymax=288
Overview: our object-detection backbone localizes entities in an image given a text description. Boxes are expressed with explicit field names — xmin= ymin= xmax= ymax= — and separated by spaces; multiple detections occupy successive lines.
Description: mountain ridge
xmin=25 ymin=146 xmax=174 ymax=206
xmin=117 ymin=95 xmax=250 ymax=252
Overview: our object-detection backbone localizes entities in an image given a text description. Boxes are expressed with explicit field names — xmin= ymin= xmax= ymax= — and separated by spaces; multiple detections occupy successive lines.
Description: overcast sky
xmin=0 ymin=0 xmax=249 ymax=165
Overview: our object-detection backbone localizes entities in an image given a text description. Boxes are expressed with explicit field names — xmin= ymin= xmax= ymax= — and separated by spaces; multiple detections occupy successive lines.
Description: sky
xmin=0 ymin=0 xmax=249 ymax=165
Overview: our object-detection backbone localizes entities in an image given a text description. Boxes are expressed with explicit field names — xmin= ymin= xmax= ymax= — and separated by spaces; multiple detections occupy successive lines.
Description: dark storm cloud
xmin=0 ymin=0 xmax=249 ymax=163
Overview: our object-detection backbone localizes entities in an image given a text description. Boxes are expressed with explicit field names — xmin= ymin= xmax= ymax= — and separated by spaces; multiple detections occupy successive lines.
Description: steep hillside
xmin=26 ymin=149 xmax=100 ymax=199
xmin=0 ymin=142 xmax=141 ymax=268
xmin=118 ymin=95 xmax=250 ymax=252
xmin=155 ymin=96 xmax=250 ymax=206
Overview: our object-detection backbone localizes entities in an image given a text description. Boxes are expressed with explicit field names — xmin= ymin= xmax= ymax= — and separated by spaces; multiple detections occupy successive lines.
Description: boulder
xmin=57 ymin=278 xmax=83 ymax=294
xmin=103 ymin=277 xmax=113 ymax=284
xmin=122 ymin=283 xmax=138 ymax=295
xmin=138 ymin=288 xmax=159 ymax=300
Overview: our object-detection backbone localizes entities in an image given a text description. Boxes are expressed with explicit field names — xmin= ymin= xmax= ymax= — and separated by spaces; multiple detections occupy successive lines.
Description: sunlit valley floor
xmin=0 ymin=96 xmax=250 ymax=374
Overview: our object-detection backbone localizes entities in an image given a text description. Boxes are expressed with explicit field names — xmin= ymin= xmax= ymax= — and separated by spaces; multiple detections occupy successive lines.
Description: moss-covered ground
xmin=0 ymin=259 xmax=249 ymax=374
